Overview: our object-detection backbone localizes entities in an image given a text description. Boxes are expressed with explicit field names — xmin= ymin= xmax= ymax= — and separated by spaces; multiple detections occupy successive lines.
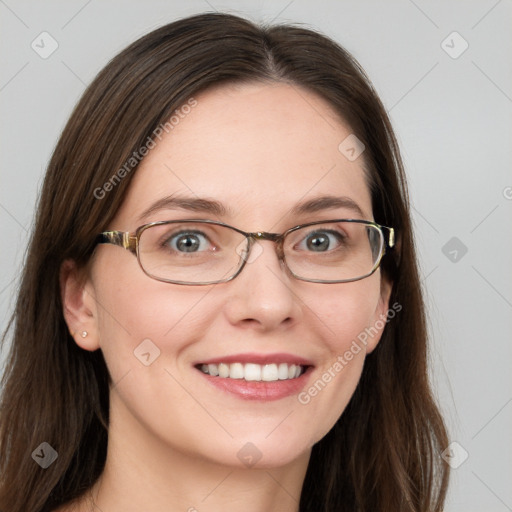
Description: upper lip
xmin=194 ymin=352 xmax=314 ymax=367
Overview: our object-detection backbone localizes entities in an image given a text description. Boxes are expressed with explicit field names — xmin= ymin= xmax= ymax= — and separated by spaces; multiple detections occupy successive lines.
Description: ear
xmin=60 ymin=259 xmax=100 ymax=351
xmin=365 ymin=275 xmax=393 ymax=354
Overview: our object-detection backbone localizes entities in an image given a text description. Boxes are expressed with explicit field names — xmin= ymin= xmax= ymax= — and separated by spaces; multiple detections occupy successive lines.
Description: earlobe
xmin=60 ymin=259 xmax=100 ymax=351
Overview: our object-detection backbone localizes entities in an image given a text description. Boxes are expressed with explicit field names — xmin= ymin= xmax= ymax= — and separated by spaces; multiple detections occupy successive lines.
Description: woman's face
xmin=75 ymin=82 xmax=391 ymax=469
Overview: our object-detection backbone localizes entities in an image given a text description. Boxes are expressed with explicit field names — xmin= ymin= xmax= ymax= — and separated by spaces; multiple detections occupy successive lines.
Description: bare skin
xmin=60 ymin=82 xmax=391 ymax=512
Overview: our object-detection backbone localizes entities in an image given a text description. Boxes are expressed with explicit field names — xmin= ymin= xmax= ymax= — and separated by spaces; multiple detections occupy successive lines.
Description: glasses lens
xmin=283 ymin=221 xmax=384 ymax=282
xmin=138 ymin=222 xmax=247 ymax=284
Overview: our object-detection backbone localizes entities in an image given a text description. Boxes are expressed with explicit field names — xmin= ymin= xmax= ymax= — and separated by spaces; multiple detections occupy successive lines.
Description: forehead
xmin=114 ymin=82 xmax=372 ymax=228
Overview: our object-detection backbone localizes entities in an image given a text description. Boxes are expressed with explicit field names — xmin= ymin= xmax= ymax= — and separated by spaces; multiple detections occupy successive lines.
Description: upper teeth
xmin=199 ymin=362 xmax=304 ymax=381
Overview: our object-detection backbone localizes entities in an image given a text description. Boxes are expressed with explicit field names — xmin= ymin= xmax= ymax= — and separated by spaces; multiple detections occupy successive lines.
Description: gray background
xmin=1 ymin=1 xmax=511 ymax=510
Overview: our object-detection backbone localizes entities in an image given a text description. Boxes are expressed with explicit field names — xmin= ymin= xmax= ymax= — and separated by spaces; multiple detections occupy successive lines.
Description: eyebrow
xmin=290 ymin=195 xmax=365 ymax=218
xmin=138 ymin=195 xmax=229 ymax=221
xmin=137 ymin=194 xmax=365 ymax=222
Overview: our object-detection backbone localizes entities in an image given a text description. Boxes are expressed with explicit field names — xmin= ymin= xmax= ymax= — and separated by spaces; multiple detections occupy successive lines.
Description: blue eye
xmin=300 ymin=230 xmax=344 ymax=252
xmin=166 ymin=231 xmax=210 ymax=253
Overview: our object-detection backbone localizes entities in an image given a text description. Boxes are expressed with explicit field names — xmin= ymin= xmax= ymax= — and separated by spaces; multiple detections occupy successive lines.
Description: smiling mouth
xmin=195 ymin=362 xmax=310 ymax=382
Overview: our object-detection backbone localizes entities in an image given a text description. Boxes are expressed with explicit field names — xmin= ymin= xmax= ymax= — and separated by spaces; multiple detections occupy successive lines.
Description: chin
xmin=207 ymin=434 xmax=313 ymax=470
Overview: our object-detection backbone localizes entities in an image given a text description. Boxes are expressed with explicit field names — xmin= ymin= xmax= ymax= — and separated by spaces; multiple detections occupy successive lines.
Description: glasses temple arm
xmin=386 ymin=227 xmax=395 ymax=249
xmin=95 ymin=231 xmax=137 ymax=253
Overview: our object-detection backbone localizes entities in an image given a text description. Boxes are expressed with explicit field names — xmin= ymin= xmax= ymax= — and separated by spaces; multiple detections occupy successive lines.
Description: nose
xmin=222 ymin=240 xmax=302 ymax=331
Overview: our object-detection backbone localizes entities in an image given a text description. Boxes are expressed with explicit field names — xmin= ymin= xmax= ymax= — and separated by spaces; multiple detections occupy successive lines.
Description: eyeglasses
xmin=95 ymin=219 xmax=395 ymax=285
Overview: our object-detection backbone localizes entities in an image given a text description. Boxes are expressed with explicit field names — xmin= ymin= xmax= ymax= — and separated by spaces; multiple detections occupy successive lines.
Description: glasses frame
xmin=95 ymin=218 xmax=395 ymax=285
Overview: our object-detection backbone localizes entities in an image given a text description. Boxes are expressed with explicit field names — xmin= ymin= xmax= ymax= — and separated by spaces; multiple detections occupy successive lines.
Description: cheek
xmin=295 ymin=277 xmax=382 ymax=439
xmin=91 ymin=274 xmax=223 ymax=442
xmin=312 ymin=276 xmax=382 ymax=352
xmin=92 ymin=268 xmax=218 ymax=379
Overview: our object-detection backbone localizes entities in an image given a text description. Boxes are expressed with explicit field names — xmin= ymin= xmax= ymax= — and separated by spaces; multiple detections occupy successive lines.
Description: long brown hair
xmin=0 ymin=12 xmax=449 ymax=512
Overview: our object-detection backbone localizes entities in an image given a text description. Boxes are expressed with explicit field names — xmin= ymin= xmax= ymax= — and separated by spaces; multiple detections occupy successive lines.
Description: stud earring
xmin=81 ymin=331 xmax=88 ymax=338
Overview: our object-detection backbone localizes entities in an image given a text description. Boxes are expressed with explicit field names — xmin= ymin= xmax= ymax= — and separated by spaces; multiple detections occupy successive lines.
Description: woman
xmin=0 ymin=12 xmax=450 ymax=512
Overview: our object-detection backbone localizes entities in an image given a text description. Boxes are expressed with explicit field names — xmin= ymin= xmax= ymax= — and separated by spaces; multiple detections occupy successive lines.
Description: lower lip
xmin=196 ymin=367 xmax=313 ymax=401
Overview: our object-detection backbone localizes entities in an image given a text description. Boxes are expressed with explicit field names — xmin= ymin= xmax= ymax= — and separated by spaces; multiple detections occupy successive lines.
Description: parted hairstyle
xmin=0 ymin=12 xmax=449 ymax=512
